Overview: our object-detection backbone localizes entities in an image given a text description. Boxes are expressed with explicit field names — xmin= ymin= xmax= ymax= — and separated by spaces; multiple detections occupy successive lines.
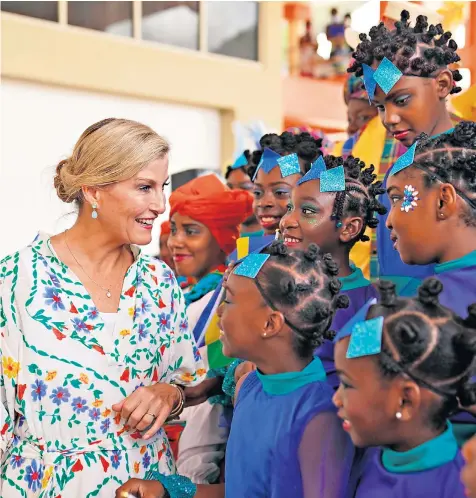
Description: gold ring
xmin=147 ymin=412 xmax=156 ymax=418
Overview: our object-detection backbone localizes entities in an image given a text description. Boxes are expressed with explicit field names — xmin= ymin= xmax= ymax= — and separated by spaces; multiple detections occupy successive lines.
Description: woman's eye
xmin=340 ymin=380 xmax=353 ymax=390
xmin=139 ymin=185 xmax=151 ymax=192
xmin=162 ymin=181 xmax=170 ymax=190
xmin=286 ymin=204 xmax=294 ymax=212
xmin=395 ymin=95 xmax=411 ymax=107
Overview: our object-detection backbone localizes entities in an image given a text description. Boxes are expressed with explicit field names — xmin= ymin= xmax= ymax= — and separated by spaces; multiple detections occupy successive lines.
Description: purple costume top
xmin=353 ymin=423 xmax=466 ymax=498
xmin=225 ymin=358 xmax=355 ymax=498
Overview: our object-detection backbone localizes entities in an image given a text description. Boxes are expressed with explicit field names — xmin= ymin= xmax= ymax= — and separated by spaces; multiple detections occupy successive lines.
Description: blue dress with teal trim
xmin=353 ymin=424 xmax=466 ymax=497
xmin=316 ymin=267 xmax=378 ymax=389
xmin=225 ymin=359 xmax=355 ymax=498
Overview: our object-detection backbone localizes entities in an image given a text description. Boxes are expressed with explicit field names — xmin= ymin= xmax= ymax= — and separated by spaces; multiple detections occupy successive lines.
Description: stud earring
xmin=395 ymin=412 xmax=402 ymax=420
xmin=92 ymin=203 xmax=98 ymax=220
xmin=263 ymin=332 xmax=267 ymax=337
xmin=439 ymin=213 xmax=445 ymax=218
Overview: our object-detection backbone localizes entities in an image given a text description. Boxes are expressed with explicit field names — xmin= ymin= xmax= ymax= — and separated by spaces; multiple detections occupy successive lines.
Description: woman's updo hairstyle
xmin=54 ymin=118 xmax=170 ymax=204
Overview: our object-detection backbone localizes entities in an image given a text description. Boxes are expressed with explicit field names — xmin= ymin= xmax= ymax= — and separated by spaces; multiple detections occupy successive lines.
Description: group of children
xmin=117 ymin=10 xmax=476 ymax=498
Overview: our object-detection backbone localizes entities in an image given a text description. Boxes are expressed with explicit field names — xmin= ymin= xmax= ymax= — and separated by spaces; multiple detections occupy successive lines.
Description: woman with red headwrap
xmin=166 ymin=174 xmax=253 ymax=484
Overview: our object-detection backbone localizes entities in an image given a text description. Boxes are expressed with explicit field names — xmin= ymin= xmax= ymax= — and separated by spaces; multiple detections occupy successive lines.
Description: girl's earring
xmin=395 ymin=412 xmax=402 ymax=420
xmin=92 ymin=203 xmax=98 ymax=220
xmin=263 ymin=332 xmax=267 ymax=337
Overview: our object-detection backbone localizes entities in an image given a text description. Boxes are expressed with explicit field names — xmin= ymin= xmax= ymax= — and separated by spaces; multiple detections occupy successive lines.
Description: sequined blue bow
xmin=362 ymin=57 xmax=403 ymax=100
xmin=390 ymin=141 xmax=418 ymax=176
xmin=233 ymin=253 xmax=270 ymax=279
xmin=231 ymin=153 xmax=248 ymax=170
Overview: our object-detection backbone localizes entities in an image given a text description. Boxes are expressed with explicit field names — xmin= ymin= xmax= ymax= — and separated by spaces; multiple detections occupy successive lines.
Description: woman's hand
xmin=112 ymin=383 xmax=181 ymax=440
xmin=462 ymin=436 xmax=476 ymax=498
xmin=116 ymin=478 xmax=166 ymax=498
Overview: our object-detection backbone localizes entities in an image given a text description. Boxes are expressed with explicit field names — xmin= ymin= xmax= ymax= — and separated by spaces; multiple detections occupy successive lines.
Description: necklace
xmin=64 ymin=231 xmax=112 ymax=298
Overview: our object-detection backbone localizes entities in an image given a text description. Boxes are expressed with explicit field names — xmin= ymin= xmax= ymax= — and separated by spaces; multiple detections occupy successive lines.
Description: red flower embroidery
xmin=18 ymin=384 xmax=27 ymax=401
xmin=52 ymin=328 xmax=66 ymax=341
xmin=152 ymin=368 xmax=158 ymax=382
xmin=92 ymin=345 xmax=105 ymax=355
xmin=71 ymin=459 xmax=83 ymax=472
xmin=120 ymin=369 xmax=130 ymax=382
xmin=70 ymin=303 xmax=79 ymax=314
xmin=99 ymin=455 xmax=109 ymax=472
xmin=124 ymin=286 xmax=136 ymax=297
xmin=158 ymin=297 xmax=166 ymax=309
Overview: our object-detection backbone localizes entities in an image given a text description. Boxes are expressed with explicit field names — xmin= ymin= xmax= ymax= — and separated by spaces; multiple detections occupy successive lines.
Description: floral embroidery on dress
xmin=0 ymin=232 xmax=205 ymax=497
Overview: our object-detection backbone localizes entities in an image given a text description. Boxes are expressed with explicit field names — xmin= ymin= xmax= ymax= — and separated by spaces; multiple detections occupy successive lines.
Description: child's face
xmin=386 ymin=168 xmax=445 ymax=265
xmin=372 ymin=74 xmax=450 ymax=147
xmin=280 ymin=181 xmax=341 ymax=253
xmin=253 ymin=167 xmax=301 ymax=235
xmin=333 ymin=337 xmax=402 ymax=447
xmin=347 ymin=98 xmax=378 ymax=136
xmin=218 ymin=272 xmax=269 ymax=361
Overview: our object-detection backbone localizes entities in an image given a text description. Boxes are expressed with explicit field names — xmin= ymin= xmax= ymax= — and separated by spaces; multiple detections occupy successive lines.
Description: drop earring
xmin=92 ymin=203 xmax=98 ymax=220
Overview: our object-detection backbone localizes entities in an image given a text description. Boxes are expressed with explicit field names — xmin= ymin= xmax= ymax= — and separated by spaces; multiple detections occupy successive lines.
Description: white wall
xmin=0 ymin=79 xmax=221 ymax=258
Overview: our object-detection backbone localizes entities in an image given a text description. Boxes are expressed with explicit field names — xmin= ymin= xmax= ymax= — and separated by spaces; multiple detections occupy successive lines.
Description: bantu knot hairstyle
xmin=253 ymin=241 xmax=349 ymax=358
xmin=304 ymin=155 xmax=388 ymax=243
xmin=367 ymin=277 xmax=476 ymax=429
xmin=408 ymin=121 xmax=476 ymax=226
xmin=225 ymin=149 xmax=263 ymax=180
xmin=248 ymin=131 xmax=323 ymax=181
xmin=348 ymin=10 xmax=462 ymax=94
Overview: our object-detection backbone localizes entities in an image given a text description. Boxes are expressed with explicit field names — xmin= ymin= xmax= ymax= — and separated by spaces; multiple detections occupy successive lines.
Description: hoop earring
xmin=92 ymin=203 xmax=98 ymax=220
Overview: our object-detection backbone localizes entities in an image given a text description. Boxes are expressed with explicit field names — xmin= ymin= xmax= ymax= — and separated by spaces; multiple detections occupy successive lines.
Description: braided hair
xmin=305 ymin=155 xmax=387 ymax=243
xmin=225 ymin=149 xmax=263 ymax=180
xmin=367 ymin=277 xmax=476 ymax=429
xmin=407 ymin=121 xmax=476 ymax=226
xmin=247 ymin=131 xmax=323 ymax=181
xmin=251 ymin=241 xmax=349 ymax=358
xmin=348 ymin=10 xmax=462 ymax=94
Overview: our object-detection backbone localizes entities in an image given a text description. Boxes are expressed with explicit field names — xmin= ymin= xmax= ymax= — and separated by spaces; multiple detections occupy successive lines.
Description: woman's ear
xmin=436 ymin=183 xmax=458 ymax=219
xmin=82 ymin=186 xmax=101 ymax=207
xmin=435 ymin=69 xmax=453 ymax=100
xmin=339 ymin=216 xmax=364 ymax=244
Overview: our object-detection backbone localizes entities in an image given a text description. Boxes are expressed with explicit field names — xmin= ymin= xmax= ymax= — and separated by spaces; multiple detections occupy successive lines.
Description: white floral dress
xmin=0 ymin=233 xmax=206 ymax=497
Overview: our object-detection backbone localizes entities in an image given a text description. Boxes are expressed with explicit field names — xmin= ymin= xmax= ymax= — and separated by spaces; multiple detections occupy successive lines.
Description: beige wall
xmin=1 ymin=2 xmax=283 ymax=166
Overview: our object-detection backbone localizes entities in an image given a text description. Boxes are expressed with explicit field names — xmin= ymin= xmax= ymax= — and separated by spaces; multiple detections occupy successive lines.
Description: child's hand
xmin=461 ymin=436 xmax=476 ymax=498
xmin=116 ymin=478 xmax=166 ymax=498
xmin=234 ymin=361 xmax=256 ymax=383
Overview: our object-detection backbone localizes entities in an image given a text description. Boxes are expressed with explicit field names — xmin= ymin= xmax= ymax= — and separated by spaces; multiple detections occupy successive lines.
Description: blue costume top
xmin=225 ymin=358 xmax=354 ymax=498
xmin=353 ymin=423 xmax=466 ymax=497
xmin=316 ymin=267 xmax=378 ymax=389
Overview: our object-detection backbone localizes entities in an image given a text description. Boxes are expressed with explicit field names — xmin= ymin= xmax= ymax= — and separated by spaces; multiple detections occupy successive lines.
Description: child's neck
xmin=437 ymin=228 xmax=476 ymax=264
xmin=428 ymin=111 xmax=453 ymax=139
xmin=254 ymin=353 xmax=312 ymax=376
xmin=389 ymin=423 xmax=446 ymax=452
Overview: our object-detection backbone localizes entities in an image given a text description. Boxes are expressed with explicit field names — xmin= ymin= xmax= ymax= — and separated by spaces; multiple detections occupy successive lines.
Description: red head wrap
xmin=169 ymin=174 xmax=253 ymax=255
xmin=160 ymin=220 xmax=171 ymax=236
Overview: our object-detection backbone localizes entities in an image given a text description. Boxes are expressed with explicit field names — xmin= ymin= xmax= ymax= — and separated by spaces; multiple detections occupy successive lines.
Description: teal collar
xmin=435 ymin=250 xmax=476 ymax=274
xmin=257 ymin=357 xmax=326 ymax=395
xmin=240 ymin=229 xmax=265 ymax=238
xmin=382 ymin=422 xmax=458 ymax=473
xmin=339 ymin=266 xmax=370 ymax=291
xmin=430 ymin=127 xmax=454 ymax=139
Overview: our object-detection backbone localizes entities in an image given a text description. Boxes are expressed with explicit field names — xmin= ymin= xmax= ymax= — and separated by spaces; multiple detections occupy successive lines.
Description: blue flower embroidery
xmin=71 ymin=397 xmax=88 ymax=414
xmin=138 ymin=324 xmax=149 ymax=342
xmin=100 ymin=418 xmax=111 ymax=434
xmin=158 ymin=313 xmax=171 ymax=332
xmin=43 ymin=287 xmax=65 ymax=311
xmin=180 ymin=319 xmax=188 ymax=332
xmin=89 ymin=408 xmax=101 ymax=421
xmin=163 ymin=270 xmax=175 ymax=284
xmin=88 ymin=308 xmax=99 ymax=320
xmin=24 ymin=459 xmax=44 ymax=492
xmin=31 ymin=380 xmax=47 ymax=401
xmin=140 ymin=298 xmax=151 ymax=315
xmin=72 ymin=318 xmax=90 ymax=334
xmin=50 ymin=386 xmax=70 ymax=406
xmin=110 ymin=450 xmax=122 ymax=469
xmin=142 ymin=452 xmax=151 ymax=468
xmin=10 ymin=454 xmax=25 ymax=469
xmin=48 ymin=273 xmax=61 ymax=288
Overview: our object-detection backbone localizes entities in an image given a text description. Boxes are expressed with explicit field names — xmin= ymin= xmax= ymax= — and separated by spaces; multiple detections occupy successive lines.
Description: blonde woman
xmin=0 ymin=118 xmax=206 ymax=497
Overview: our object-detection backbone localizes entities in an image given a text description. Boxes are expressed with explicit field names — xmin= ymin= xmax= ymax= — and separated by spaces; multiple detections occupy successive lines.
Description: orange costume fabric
xmin=169 ymin=174 xmax=253 ymax=255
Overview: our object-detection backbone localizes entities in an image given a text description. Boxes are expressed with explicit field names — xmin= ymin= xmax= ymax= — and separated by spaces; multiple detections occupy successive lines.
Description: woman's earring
xmin=92 ymin=203 xmax=98 ymax=220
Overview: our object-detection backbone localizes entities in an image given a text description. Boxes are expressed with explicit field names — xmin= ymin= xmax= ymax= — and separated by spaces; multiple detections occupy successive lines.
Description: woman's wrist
xmin=166 ymin=384 xmax=185 ymax=421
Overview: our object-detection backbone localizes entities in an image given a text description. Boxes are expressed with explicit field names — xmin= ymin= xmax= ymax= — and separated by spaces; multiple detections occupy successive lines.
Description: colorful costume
xmin=0 ymin=233 xmax=205 ymax=497
xmin=353 ymin=424 xmax=466 ymax=498
xmin=225 ymin=358 xmax=354 ymax=498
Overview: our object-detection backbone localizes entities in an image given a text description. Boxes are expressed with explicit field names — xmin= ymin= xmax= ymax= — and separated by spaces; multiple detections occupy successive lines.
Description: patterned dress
xmin=0 ymin=233 xmax=206 ymax=497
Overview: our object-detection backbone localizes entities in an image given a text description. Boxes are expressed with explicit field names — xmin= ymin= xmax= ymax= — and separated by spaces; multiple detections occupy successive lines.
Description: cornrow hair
xmin=348 ymin=9 xmax=462 ymax=94
xmin=249 ymin=241 xmax=349 ymax=358
xmin=408 ymin=121 xmax=476 ymax=226
xmin=248 ymin=132 xmax=323 ymax=181
xmin=305 ymin=155 xmax=388 ymax=243
xmin=367 ymin=277 xmax=476 ymax=429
